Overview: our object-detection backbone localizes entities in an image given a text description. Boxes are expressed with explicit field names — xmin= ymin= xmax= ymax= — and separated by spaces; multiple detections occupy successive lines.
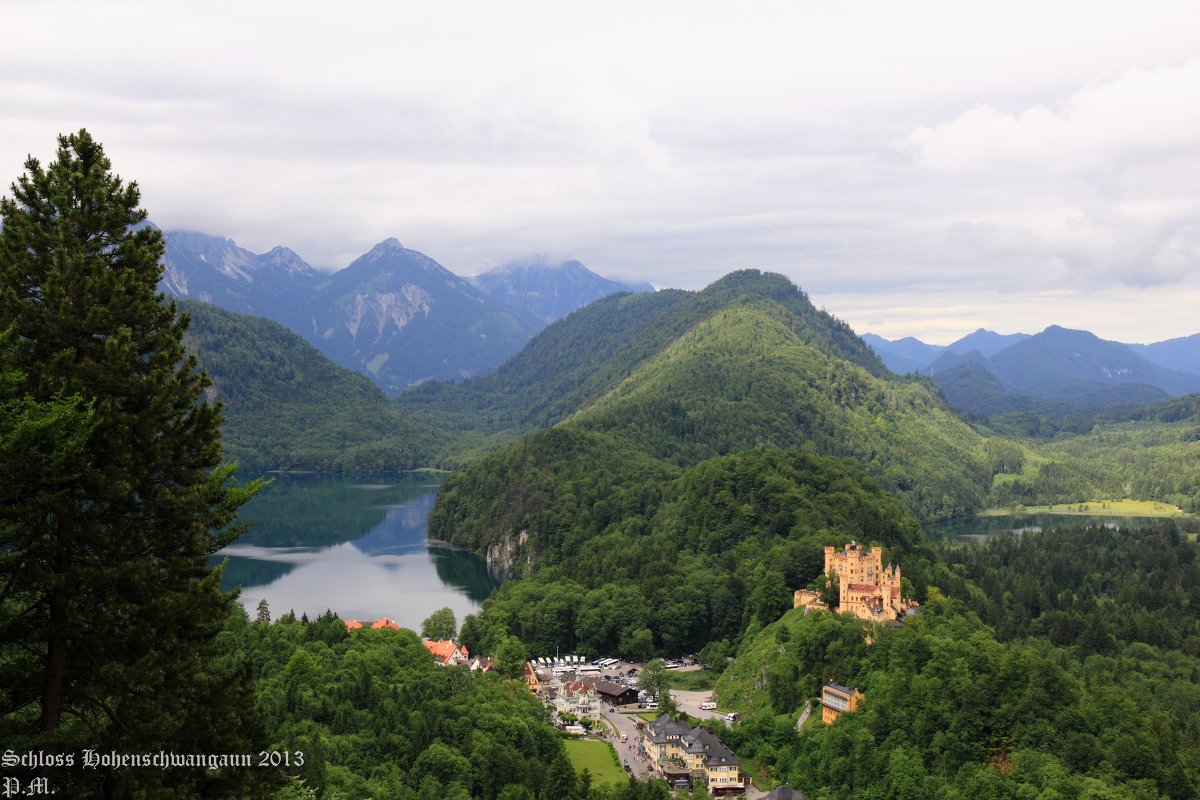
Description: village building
xmin=468 ymin=655 xmax=494 ymax=673
xmin=795 ymin=541 xmax=914 ymax=622
xmin=422 ymin=639 xmax=469 ymax=666
xmin=552 ymin=680 xmax=599 ymax=720
xmin=523 ymin=662 xmax=542 ymax=695
xmin=643 ymin=714 xmax=744 ymax=796
xmin=371 ymin=618 xmax=401 ymax=630
xmin=763 ymin=786 xmax=809 ymax=800
xmin=594 ymin=679 xmax=639 ymax=707
xmin=820 ymin=681 xmax=863 ymax=724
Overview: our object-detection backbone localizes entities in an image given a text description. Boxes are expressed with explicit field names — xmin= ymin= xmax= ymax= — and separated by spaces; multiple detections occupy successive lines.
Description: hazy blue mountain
xmin=989 ymin=326 xmax=1200 ymax=400
xmin=160 ymin=230 xmax=321 ymax=330
xmin=924 ymin=348 xmax=990 ymax=377
xmin=1128 ymin=333 xmax=1200 ymax=378
xmin=917 ymin=326 xmax=1200 ymax=414
xmin=945 ymin=328 xmax=1030 ymax=357
xmin=934 ymin=361 xmax=1168 ymax=417
xmin=306 ymin=239 xmax=544 ymax=393
xmin=160 ymin=231 xmax=547 ymax=394
xmin=471 ymin=258 xmax=654 ymax=323
xmin=861 ymin=333 xmax=945 ymax=374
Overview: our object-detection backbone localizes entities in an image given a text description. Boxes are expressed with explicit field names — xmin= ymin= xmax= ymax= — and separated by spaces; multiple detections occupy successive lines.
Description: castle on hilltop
xmin=794 ymin=541 xmax=914 ymax=622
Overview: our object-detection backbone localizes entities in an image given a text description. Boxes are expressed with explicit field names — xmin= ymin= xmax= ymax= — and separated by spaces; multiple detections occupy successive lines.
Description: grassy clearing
xmin=738 ymin=758 xmax=776 ymax=792
xmin=563 ymin=739 xmax=626 ymax=786
xmin=980 ymin=499 xmax=1188 ymax=518
xmin=665 ymin=669 xmax=717 ymax=691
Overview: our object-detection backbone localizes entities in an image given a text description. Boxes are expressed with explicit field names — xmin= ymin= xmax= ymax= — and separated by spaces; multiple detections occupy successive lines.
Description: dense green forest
xmin=716 ymin=596 xmax=1198 ymax=799
xmin=428 ymin=275 xmax=993 ymax=600
xmin=405 ymin=271 xmax=990 ymax=520
xmin=700 ymin=521 xmax=1200 ymax=799
xmin=194 ymin=269 xmax=1200 ymax=799
xmin=173 ymin=270 xmax=1200 ymax=519
xmin=978 ymin=417 xmax=1200 ymax=512
xmin=223 ymin=612 xmax=570 ymax=799
xmin=225 ymin=609 xmax=693 ymax=800
xmin=449 ymin=448 xmax=925 ymax=661
xmin=181 ymin=300 xmax=443 ymax=471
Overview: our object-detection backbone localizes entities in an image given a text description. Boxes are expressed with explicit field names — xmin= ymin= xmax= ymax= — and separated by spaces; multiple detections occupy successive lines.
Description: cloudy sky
xmin=3 ymin=0 xmax=1199 ymax=344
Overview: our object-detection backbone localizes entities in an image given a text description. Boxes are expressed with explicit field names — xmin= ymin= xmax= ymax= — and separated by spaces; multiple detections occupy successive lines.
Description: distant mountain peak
xmin=262 ymin=246 xmax=317 ymax=275
xmin=473 ymin=256 xmax=654 ymax=322
xmin=368 ymin=237 xmax=406 ymax=253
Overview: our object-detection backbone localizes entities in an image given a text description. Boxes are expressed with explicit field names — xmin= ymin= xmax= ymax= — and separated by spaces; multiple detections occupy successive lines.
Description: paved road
xmin=599 ymin=704 xmax=653 ymax=780
xmin=796 ymin=698 xmax=812 ymax=730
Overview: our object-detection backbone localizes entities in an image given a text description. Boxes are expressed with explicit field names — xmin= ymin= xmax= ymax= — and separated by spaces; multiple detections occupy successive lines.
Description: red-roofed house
xmin=344 ymin=619 xmax=364 ymax=631
xmin=371 ymin=618 xmax=401 ymax=630
xmin=422 ymin=639 xmax=470 ymax=666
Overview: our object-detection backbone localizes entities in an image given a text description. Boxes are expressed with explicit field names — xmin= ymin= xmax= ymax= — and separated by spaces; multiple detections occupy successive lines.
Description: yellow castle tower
xmin=793 ymin=541 xmax=912 ymax=621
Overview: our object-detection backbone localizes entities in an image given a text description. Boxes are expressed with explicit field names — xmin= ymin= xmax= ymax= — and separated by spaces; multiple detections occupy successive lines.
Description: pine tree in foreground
xmin=0 ymin=130 xmax=280 ymax=798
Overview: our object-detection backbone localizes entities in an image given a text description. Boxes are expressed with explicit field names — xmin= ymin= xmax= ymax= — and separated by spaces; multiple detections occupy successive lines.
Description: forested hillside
xmin=450 ymin=449 xmax=926 ymax=662
xmin=181 ymin=300 xmax=442 ymax=471
xmin=401 ymin=271 xmax=889 ymax=440
xmin=710 ymin=518 xmax=1200 ymax=800
xmin=984 ymin=414 xmax=1200 ymax=512
xmin=427 ymin=272 xmax=990 ymax=574
xmin=223 ymin=613 xmax=576 ymax=800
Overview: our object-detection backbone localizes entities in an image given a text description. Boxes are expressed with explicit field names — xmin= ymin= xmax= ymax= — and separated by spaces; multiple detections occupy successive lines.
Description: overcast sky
xmin=3 ymin=0 xmax=1199 ymax=344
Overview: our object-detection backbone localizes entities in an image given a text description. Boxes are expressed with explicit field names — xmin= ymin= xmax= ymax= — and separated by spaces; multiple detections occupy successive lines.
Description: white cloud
xmin=906 ymin=60 xmax=1200 ymax=175
xmin=3 ymin=1 xmax=1200 ymax=341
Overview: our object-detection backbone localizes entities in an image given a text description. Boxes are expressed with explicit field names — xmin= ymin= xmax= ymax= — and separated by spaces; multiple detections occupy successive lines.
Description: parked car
xmin=699 ymin=702 xmax=717 ymax=710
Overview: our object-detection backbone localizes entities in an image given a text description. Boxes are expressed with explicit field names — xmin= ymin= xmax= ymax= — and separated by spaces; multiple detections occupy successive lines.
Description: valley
xmin=8 ymin=15 xmax=1200 ymax=797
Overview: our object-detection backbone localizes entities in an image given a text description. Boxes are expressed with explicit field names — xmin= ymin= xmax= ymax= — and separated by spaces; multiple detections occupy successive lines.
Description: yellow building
xmin=523 ymin=662 xmax=540 ymax=695
xmin=792 ymin=588 xmax=826 ymax=612
xmin=643 ymin=714 xmax=745 ymax=796
xmin=820 ymin=681 xmax=863 ymax=724
xmin=801 ymin=541 xmax=912 ymax=622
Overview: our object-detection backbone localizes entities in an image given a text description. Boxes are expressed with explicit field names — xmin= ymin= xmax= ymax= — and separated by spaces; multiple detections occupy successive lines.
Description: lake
xmin=924 ymin=512 xmax=1174 ymax=543
xmin=215 ymin=472 xmax=500 ymax=630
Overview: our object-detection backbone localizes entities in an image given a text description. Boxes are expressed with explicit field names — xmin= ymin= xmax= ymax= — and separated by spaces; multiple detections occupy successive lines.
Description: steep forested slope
xmin=402 ymin=270 xmax=889 ymax=437
xmin=428 ymin=271 xmax=990 ymax=579
xmin=181 ymin=300 xmax=440 ymax=471
xmin=453 ymin=449 xmax=925 ymax=660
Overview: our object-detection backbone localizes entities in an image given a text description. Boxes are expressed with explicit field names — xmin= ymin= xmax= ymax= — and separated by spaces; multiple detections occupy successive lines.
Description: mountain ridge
xmin=471 ymin=257 xmax=653 ymax=323
xmin=425 ymin=270 xmax=991 ymax=587
xmin=160 ymin=230 xmax=658 ymax=394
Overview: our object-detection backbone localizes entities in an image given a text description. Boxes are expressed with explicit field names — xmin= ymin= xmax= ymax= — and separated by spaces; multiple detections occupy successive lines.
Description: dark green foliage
xmin=494 ymin=636 xmax=529 ymax=678
xmin=983 ymin=418 xmax=1200 ymax=512
xmin=450 ymin=449 xmax=925 ymax=660
xmin=932 ymin=522 xmax=1200 ymax=653
xmin=181 ymin=299 xmax=441 ymax=471
xmin=720 ymin=598 xmax=1199 ymax=799
xmin=421 ymin=607 xmax=458 ymax=641
xmin=0 ymin=130 xmax=277 ymax=797
xmin=427 ymin=276 xmax=991 ymax=588
xmin=226 ymin=614 xmax=570 ymax=799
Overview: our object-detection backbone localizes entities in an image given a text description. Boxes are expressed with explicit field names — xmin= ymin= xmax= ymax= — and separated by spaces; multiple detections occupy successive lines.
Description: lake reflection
xmin=215 ymin=473 xmax=499 ymax=629
xmin=925 ymin=513 xmax=1147 ymax=542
